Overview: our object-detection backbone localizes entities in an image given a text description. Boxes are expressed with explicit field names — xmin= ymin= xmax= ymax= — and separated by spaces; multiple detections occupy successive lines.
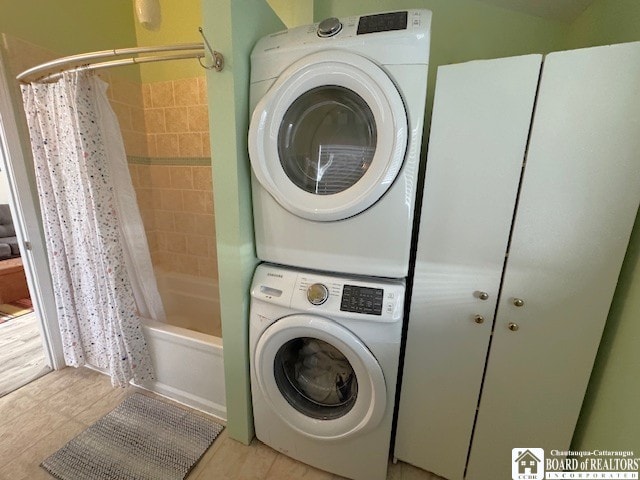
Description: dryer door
xmin=249 ymin=50 xmax=408 ymax=221
xmin=254 ymin=314 xmax=387 ymax=440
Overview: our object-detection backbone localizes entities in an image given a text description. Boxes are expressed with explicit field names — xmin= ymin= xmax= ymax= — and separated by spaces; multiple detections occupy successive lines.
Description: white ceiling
xmin=475 ymin=0 xmax=597 ymax=23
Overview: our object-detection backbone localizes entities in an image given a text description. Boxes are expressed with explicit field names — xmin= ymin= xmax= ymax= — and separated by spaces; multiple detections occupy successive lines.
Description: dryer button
xmin=307 ymin=283 xmax=329 ymax=305
xmin=317 ymin=17 xmax=342 ymax=37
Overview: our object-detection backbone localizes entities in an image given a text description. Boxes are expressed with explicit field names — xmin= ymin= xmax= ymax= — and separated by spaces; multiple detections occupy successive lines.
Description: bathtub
xmin=138 ymin=270 xmax=226 ymax=420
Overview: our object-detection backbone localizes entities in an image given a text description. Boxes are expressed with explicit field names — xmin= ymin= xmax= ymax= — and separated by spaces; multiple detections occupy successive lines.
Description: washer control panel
xmin=340 ymin=284 xmax=384 ymax=315
xmin=250 ymin=264 xmax=404 ymax=322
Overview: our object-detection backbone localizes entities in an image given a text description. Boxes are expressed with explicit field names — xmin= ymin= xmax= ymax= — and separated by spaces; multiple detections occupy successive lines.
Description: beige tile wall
xmin=142 ymin=77 xmax=210 ymax=158
xmin=126 ymin=76 xmax=217 ymax=280
xmin=129 ymin=162 xmax=218 ymax=279
xmin=106 ymin=76 xmax=148 ymax=157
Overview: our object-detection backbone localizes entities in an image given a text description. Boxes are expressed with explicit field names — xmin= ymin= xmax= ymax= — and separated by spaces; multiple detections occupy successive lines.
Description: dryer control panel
xmin=251 ymin=263 xmax=405 ymax=322
xmin=356 ymin=11 xmax=408 ymax=35
xmin=250 ymin=9 xmax=431 ymax=84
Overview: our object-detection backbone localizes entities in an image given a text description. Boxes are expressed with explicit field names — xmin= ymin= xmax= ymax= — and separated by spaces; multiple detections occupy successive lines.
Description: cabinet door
xmin=394 ymin=55 xmax=542 ymax=480
xmin=466 ymin=42 xmax=640 ymax=480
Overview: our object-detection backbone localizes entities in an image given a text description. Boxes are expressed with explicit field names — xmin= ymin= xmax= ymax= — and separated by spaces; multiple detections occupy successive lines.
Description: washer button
xmin=307 ymin=283 xmax=329 ymax=305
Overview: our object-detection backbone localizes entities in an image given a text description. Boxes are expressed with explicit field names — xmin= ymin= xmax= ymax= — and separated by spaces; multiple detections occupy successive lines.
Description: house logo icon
xmin=512 ymin=448 xmax=544 ymax=480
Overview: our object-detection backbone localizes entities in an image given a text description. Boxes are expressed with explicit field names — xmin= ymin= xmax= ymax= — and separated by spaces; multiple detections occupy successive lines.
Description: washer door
xmin=249 ymin=50 xmax=408 ymax=221
xmin=254 ymin=314 xmax=387 ymax=440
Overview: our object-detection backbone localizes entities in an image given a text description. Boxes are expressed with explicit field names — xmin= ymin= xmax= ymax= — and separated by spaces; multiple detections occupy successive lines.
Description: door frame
xmin=0 ymin=53 xmax=64 ymax=369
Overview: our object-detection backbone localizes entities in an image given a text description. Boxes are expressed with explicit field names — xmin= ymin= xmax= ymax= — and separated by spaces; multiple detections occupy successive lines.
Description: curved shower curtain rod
xmin=17 ymin=29 xmax=224 ymax=84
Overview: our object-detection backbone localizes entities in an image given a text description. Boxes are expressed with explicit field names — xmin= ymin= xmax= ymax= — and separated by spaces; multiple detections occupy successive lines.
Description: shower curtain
xmin=21 ymin=71 xmax=164 ymax=387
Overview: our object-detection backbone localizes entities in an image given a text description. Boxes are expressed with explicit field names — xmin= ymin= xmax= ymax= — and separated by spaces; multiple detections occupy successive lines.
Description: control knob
xmin=307 ymin=283 xmax=329 ymax=305
xmin=317 ymin=17 xmax=342 ymax=37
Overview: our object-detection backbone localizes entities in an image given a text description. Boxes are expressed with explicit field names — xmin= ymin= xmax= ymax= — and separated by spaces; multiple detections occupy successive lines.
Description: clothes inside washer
xmin=294 ymin=338 xmax=355 ymax=405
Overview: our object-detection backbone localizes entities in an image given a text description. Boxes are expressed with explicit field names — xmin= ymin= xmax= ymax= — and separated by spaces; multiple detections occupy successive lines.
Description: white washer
xmin=248 ymin=10 xmax=431 ymax=278
xmin=250 ymin=263 xmax=405 ymax=480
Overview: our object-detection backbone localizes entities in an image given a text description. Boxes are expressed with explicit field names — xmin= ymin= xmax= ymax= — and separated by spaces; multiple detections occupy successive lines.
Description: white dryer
xmin=248 ymin=10 xmax=431 ymax=278
xmin=249 ymin=263 xmax=405 ymax=480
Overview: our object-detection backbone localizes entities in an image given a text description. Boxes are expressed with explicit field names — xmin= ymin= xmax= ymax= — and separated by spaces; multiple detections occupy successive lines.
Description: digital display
xmin=357 ymin=11 xmax=408 ymax=35
xmin=340 ymin=285 xmax=384 ymax=315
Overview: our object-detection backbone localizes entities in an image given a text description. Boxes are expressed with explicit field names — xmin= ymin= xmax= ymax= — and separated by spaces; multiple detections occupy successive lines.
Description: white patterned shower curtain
xmin=21 ymin=71 xmax=164 ymax=387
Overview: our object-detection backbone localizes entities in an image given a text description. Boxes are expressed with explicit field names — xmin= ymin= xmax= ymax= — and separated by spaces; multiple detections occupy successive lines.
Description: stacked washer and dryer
xmin=248 ymin=10 xmax=431 ymax=480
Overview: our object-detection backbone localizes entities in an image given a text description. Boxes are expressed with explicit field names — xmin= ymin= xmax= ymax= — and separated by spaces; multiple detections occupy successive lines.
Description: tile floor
xmin=0 ymin=367 xmax=442 ymax=480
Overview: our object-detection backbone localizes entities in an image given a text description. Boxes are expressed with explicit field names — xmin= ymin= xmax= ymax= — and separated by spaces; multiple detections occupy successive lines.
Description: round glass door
xmin=278 ymin=86 xmax=377 ymax=196
xmin=249 ymin=50 xmax=408 ymax=221
xmin=273 ymin=337 xmax=358 ymax=420
xmin=254 ymin=314 xmax=387 ymax=440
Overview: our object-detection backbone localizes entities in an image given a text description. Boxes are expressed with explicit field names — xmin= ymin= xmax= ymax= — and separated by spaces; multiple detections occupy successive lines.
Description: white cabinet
xmin=395 ymin=42 xmax=640 ymax=480
xmin=393 ymin=54 xmax=542 ymax=480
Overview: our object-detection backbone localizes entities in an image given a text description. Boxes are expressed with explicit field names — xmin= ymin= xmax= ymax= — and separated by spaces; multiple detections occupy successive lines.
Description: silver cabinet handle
xmin=508 ymin=322 xmax=519 ymax=332
xmin=476 ymin=291 xmax=489 ymax=300
xmin=513 ymin=298 xmax=525 ymax=307
xmin=474 ymin=314 xmax=484 ymax=324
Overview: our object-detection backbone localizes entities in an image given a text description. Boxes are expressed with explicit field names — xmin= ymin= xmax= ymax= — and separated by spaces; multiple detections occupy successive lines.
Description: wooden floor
xmin=0 ymin=367 xmax=442 ymax=480
xmin=0 ymin=312 xmax=50 ymax=398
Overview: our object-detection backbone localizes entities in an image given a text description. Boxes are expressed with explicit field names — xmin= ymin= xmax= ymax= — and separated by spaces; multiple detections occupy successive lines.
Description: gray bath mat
xmin=41 ymin=393 xmax=224 ymax=480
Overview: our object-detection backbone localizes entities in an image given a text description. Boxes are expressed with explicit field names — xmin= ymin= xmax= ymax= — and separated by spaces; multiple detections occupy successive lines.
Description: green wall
xmin=0 ymin=0 xmax=139 ymax=82
xmin=267 ymin=0 xmax=314 ymax=27
xmin=134 ymin=0 xmax=203 ymax=82
xmin=566 ymin=0 xmax=640 ymax=454
xmin=314 ymin=0 xmax=566 ymax=131
xmin=202 ymin=0 xmax=284 ymax=444
xmin=565 ymin=0 xmax=640 ymax=49
xmin=0 ymin=0 xmax=137 ymax=57
xmin=315 ymin=0 xmax=567 ymax=59
xmin=0 ymin=0 xmax=205 ymax=83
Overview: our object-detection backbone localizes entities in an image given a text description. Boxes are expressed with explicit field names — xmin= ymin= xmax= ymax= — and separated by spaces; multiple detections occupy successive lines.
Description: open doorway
xmin=0 ymin=169 xmax=49 ymax=397
xmin=0 ymin=46 xmax=65 ymax=398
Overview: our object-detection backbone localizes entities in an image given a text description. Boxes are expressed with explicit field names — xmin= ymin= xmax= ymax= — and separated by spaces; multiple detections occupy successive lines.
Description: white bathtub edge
xmin=144 ymin=319 xmax=223 ymax=350
xmin=141 ymin=321 xmax=227 ymax=421
xmin=134 ymin=380 xmax=227 ymax=421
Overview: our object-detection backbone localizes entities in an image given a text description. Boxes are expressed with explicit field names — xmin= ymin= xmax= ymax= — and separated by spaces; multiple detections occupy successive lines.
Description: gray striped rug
xmin=41 ymin=393 xmax=224 ymax=480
